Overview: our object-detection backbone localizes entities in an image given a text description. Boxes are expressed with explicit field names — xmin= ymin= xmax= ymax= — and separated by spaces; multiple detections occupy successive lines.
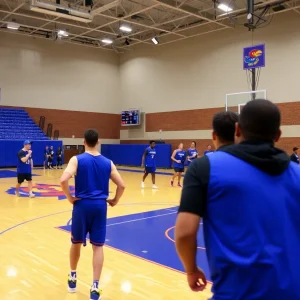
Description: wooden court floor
xmin=0 ymin=167 xmax=212 ymax=300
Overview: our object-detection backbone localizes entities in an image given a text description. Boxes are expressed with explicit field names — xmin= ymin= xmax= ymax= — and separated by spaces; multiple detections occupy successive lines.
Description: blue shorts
xmin=145 ymin=166 xmax=156 ymax=174
xmin=71 ymin=199 xmax=107 ymax=247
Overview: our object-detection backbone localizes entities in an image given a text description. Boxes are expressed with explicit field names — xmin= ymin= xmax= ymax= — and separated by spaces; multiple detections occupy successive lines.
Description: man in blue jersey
xmin=175 ymin=100 xmax=300 ymax=299
xmin=171 ymin=143 xmax=186 ymax=187
xmin=60 ymin=129 xmax=125 ymax=300
xmin=204 ymin=145 xmax=214 ymax=156
xmin=48 ymin=145 xmax=54 ymax=169
xmin=141 ymin=140 xmax=158 ymax=189
xmin=186 ymin=141 xmax=198 ymax=167
xmin=16 ymin=140 xmax=35 ymax=198
xmin=44 ymin=146 xmax=50 ymax=169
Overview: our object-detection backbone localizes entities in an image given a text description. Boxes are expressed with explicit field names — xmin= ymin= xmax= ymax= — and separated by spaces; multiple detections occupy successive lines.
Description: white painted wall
xmin=61 ymin=138 xmax=120 ymax=146
xmin=119 ymin=12 xmax=300 ymax=113
xmin=0 ymin=32 xmax=120 ymax=113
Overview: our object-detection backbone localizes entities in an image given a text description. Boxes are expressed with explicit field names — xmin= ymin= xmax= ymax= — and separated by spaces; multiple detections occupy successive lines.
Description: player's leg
xmin=26 ymin=174 xmax=35 ymax=198
xmin=151 ymin=168 xmax=157 ymax=189
xmin=171 ymin=169 xmax=178 ymax=186
xmin=141 ymin=169 xmax=149 ymax=188
xmin=89 ymin=201 xmax=107 ymax=300
xmin=177 ymin=170 xmax=183 ymax=187
xmin=16 ymin=174 xmax=23 ymax=197
xmin=68 ymin=203 xmax=87 ymax=293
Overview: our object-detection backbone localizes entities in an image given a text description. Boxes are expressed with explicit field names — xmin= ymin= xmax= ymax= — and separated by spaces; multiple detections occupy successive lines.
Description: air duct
xmin=30 ymin=0 xmax=93 ymax=23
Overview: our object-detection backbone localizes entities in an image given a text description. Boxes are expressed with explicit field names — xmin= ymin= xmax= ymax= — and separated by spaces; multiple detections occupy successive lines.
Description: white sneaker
xmin=29 ymin=193 xmax=35 ymax=198
xmin=15 ymin=190 xmax=20 ymax=197
xmin=141 ymin=182 xmax=145 ymax=188
xmin=152 ymin=185 xmax=158 ymax=189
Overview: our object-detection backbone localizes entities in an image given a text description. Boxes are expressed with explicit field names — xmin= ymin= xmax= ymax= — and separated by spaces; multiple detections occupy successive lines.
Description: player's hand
xmin=68 ymin=196 xmax=80 ymax=204
xmin=28 ymin=150 xmax=32 ymax=155
xmin=187 ymin=267 xmax=207 ymax=292
xmin=106 ymin=198 xmax=118 ymax=207
xmin=176 ymin=160 xmax=181 ymax=163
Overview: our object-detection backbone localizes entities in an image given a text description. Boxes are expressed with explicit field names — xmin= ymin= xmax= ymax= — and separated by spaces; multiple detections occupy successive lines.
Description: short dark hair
xmin=212 ymin=111 xmax=239 ymax=142
xmin=293 ymin=147 xmax=298 ymax=152
xmin=239 ymin=99 xmax=280 ymax=141
xmin=84 ymin=129 xmax=99 ymax=147
xmin=150 ymin=140 xmax=155 ymax=144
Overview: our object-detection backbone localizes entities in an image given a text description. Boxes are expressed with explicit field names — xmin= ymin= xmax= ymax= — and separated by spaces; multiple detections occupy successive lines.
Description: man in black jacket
xmin=176 ymin=99 xmax=300 ymax=300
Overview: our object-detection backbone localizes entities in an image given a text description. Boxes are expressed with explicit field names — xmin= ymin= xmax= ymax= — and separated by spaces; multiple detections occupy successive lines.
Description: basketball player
xmin=171 ymin=143 xmax=186 ymax=187
xmin=176 ymin=101 xmax=300 ymax=299
xmin=56 ymin=146 xmax=63 ymax=169
xmin=141 ymin=140 xmax=158 ymax=189
xmin=186 ymin=141 xmax=198 ymax=167
xmin=290 ymin=147 xmax=299 ymax=164
xmin=204 ymin=145 xmax=214 ymax=155
xmin=16 ymin=140 xmax=35 ymax=198
xmin=48 ymin=145 xmax=54 ymax=169
xmin=60 ymin=129 xmax=125 ymax=300
xmin=44 ymin=145 xmax=49 ymax=169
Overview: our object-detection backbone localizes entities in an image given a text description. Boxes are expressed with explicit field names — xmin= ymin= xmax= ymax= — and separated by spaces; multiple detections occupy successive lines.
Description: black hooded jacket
xmin=178 ymin=141 xmax=291 ymax=217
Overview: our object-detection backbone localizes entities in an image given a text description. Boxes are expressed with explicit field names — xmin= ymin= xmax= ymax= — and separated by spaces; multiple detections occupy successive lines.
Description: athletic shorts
xmin=174 ymin=167 xmax=184 ymax=173
xmin=71 ymin=199 xmax=107 ymax=247
xmin=17 ymin=173 xmax=32 ymax=184
xmin=145 ymin=166 xmax=156 ymax=174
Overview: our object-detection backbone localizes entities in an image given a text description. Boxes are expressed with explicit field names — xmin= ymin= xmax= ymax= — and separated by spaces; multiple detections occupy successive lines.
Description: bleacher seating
xmin=0 ymin=108 xmax=49 ymax=140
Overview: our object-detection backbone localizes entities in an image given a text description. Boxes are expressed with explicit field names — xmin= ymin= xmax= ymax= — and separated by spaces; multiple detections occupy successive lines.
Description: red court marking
xmin=165 ymin=226 xmax=206 ymax=250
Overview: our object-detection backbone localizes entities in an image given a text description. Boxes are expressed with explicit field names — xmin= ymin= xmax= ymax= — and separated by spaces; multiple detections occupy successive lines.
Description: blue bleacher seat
xmin=0 ymin=108 xmax=49 ymax=140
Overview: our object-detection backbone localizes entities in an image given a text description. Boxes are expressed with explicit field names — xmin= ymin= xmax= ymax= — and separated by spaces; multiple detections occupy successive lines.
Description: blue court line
xmin=0 ymin=210 xmax=71 ymax=236
xmin=117 ymin=168 xmax=183 ymax=176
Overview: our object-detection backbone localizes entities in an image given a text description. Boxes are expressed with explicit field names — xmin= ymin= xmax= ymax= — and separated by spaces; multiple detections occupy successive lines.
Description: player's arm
xmin=107 ymin=161 xmax=125 ymax=207
xmin=141 ymin=149 xmax=148 ymax=167
xmin=60 ymin=156 xmax=78 ymax=204
xmin=171 ymin=150 xmax=177 ymax=161
xmin=19 ymin=150 xmax=31 ymax=163
xmin=175 ymin=157 xmax=209 ymax=275
xmin=187 ymin=149 xmax=192 ymax=160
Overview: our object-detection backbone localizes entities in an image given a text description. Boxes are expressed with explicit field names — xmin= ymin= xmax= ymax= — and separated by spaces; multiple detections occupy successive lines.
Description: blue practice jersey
xmin=173 ymin=150 xmax=186 ymax=168
xmin=187 ymin=148 xmax=198 ymax=162
xmin=205 ymin=151 xmax=300 ymax=299
xmin=204 ymin=150 xmax=214 ymax=156
xmin=145 ymin=147 xmax=156 ymax=167
xmin=75 ymin=153 xmax=111 ymax=200
xmin=17 ymin=150 xmax=32 ymax=174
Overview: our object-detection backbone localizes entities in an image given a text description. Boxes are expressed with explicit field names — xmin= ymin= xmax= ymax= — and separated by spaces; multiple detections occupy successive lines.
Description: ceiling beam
xmin=154 ymin=0 xmax=230 ymax=27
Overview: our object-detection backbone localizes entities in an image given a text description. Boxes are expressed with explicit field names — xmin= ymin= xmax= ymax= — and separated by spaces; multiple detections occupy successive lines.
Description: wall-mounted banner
xmin=243 ymin=44 xmax=265 ymax=69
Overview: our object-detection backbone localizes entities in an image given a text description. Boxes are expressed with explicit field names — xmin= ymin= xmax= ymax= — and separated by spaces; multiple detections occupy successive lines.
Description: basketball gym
xmin=0 ymin=0 xmax=299 ymax=299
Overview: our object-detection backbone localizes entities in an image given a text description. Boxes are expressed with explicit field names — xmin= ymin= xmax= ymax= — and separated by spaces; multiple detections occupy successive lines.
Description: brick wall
xmin=121 ymin=102 xmax=300 ymax=155
xmin=145 ymin=102 xmax=300 ymax=132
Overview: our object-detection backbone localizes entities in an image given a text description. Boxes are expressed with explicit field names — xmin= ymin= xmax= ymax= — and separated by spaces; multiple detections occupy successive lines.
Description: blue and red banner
xmin=243 ymin=44 xmax=265 ymax=70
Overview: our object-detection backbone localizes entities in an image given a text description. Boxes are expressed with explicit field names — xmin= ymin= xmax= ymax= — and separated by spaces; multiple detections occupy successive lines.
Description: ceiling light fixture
xmin=151 ymin=37 xmax=159 ymax=45
xmin=57 ymin=29 xmax=69 ymax=37
xmin=102 ymin=38 xmax=113 ymax=44
xmin=217 ymin=3 xmax=233 ymax=12
xmin=120 ymin=25 xmax=132 ymax=32
xmin=7 ymin=22 xmax=20 ymax=30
